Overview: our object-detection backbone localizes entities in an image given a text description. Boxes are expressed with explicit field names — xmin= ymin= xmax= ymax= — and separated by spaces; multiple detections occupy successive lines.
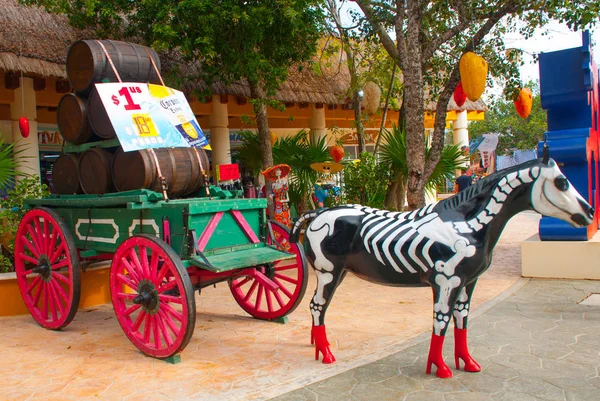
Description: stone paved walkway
xmin=270 ymin=278 xmax=600 ymax=401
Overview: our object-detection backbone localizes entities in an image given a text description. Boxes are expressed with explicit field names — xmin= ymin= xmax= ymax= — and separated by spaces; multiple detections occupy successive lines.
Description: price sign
xmin=216 ymin=164 xmax=240 ymax=181
xmin=95 ymin=83 xmax=209 ymax=152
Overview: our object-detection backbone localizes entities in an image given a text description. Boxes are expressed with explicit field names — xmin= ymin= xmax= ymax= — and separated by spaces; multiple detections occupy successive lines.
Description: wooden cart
xmin=14 ymin=189 xmax=307 ymax=359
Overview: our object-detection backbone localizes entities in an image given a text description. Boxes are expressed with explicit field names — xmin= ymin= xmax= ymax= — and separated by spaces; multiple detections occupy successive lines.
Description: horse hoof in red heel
xmin=460 ymin=356 xmax=481 ymax=372
xmin=312 ymin=325 xmax=336 ymax=364
xmin=426 ymin=361 xmax=453 ymax=378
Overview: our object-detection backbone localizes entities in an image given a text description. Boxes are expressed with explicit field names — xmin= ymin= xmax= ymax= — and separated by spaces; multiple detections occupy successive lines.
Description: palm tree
xmin=232 ymin=130 xmax=331 ymax=213
xmin=379 ymin=125 xmax=466 ymax=210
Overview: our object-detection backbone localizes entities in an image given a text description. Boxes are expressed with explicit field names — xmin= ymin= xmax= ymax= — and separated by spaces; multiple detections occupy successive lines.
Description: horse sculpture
xmin=290 ymin=153 xmax=594 ymax=378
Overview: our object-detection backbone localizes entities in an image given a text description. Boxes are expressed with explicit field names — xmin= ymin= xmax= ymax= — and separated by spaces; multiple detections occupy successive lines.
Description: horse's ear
xmin=542 ymin=140 xmax=549 ymax=165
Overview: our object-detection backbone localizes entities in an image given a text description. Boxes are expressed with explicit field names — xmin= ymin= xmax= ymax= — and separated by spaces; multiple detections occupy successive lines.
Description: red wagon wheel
xmin=110 ymin=235 xmax=196 ymax=359
xmin=15 ymin=207 xmax=81 ymax=330
xmin=229 ymin=220 xmax=308 ymax=320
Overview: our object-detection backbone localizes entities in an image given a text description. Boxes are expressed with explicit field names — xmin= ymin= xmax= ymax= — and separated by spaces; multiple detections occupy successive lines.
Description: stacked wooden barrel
xmin=54 ymin=39 xmax=209 ymax=197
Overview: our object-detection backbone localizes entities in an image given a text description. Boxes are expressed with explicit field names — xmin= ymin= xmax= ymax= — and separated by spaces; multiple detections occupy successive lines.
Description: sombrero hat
xmin=310 ymin=161 xmax=344 ymax=174
xmin=261 ymin=164 xmax=291 ymax=181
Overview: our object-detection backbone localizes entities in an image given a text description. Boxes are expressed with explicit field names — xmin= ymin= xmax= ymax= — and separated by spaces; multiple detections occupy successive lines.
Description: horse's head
xmin=531 ymin=155 xmax=594 ymax=228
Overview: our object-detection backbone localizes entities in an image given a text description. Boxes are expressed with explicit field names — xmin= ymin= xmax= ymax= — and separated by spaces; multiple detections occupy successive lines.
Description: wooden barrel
xmin=52 ymin=154 xmax=83 ymax=194
xmin=112 ymin=147 xmax=209 ymax=197
xmin=66 ymin=39 xmax=162 ymax=96
xmin=78 ymin=148 xmax=114 ymax=195
xmin=88 ymin=88 xmax=117 ymax=140
xmin=56 ymin=94 xmax=97 ymax=144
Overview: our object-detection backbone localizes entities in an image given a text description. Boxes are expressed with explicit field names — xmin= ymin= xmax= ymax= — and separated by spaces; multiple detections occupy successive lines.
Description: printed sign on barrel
xmin=95 ymin=82 xmax=209 ymax=151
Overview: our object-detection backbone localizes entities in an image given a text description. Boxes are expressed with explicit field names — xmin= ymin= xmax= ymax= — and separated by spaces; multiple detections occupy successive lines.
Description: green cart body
xmin=15 ymin=189 xmax=308 ymax=359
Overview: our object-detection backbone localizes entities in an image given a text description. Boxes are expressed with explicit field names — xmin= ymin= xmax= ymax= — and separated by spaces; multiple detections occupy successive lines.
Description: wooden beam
xmin=235 ymin=96 xmax=247 ymax=105
xmin=4 ymin=72 xmax=19 ymax=90
xmin=315 ymin=103 xmax=324 ymax=109
xmin=298 ymin=102 xmax=309 ymax=109
xmin=33 ymin=77 xmax=46 ymax=92
xmin=219 ymin=94 xmax=229 ymax=104
xmin=327 ymin=104 xmax=338 ymax=110
xmin=284 ymin=102 xmax=294 ymax=108
xmin=55 ymin=79 xmax=71 ymax=93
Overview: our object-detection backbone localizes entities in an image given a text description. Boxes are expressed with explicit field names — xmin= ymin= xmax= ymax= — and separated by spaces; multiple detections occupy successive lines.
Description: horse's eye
xmin=555 ymin=177 xmax=569 ymax=191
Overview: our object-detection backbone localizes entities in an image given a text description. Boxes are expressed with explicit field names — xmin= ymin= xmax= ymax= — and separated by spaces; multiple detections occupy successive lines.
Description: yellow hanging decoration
xmin=459 ymin=52 xmax=488 ymax=101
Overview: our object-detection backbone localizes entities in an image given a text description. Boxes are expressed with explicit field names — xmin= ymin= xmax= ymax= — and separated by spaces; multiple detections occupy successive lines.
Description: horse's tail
xmin=290 ymin=210 xmax=322 ymax=243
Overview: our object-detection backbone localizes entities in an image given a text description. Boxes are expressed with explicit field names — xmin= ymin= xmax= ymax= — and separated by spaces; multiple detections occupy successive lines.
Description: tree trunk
xmin=249 ymin=81 xmax=274 ymax=216
xmin=397 ymin=177 xmax=407 ymax=211
xmin=384 ymin=179 xmax=398 ymax=209
xmin=403 ymin=0 xmax=427 ymax=210
xmin=354 ymin=92 xmax=365 ymax=155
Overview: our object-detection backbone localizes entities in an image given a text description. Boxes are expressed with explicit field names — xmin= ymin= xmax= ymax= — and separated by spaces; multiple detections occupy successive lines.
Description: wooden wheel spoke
xmin=120 ymin=257 xmax=141 ymax=284
xmin=117 ymin=273 xmax=138 ymax=291
xmin=51 ymin=279 xmax=68 ymax=305
xmin=47 ymin=282 xmax=59 ymax=321
xmin=26 ymin=225 xmax=42 ymax=256
xmin=47 ymin=227 xmax=58 ymax=261
xmin=157 ymin=280 xmax=177 ymax=294
xmin=123 ymin=303 xmax=141 ymax=317
xmin=149 ymin=251 xmax=159 ymax=283
xmin=161 ymin=303 xmax=183 ymax=323
xmin=158 ymin=308 xmax=178 ymax=337
xmin=155 ymin=261 xmax=170 ymax=285
xmin=21 ymin=235 xmax=40 ymax=259
xmin=33 ymin=279 xmax=44 ymax=307
xmin=232 ymin=277 xmax=251 ymax=289
xmin=117 ymin=292 xmax=138 ymax=300
xmin=274 ymin=273 xmax=298 ymax=285
xmin=243 ymin=280 xmax=259 ymax=303
xmin=33 ymin=219 xmax=46 ymax=254
xmin=272 ymin=288 xmax=285 ymax=308
xmin=152 ymin=315 xmax=161 ymax=349
xmin=18 ymin=253 xmax=40 ymax=266
xmin=156 ymin=310 xmax=173 ymax=346
xmin=26 ymin=276 xmax=42 ymax=294
xmin=41 ymin=283 xmax=48 ymax=320
xmin=129 ymin=248 xmax=145 ymax=278
xmin=140 ymin=245 xmax=151 ymax=281
xmin=43 ymin=219 xmax=50 ymax=256
xmin=265 ymin=288 xmax=273 ymax=312
xmin=158 ymin=294 xmax=183 ymax=304
xmin=255 ymin=284 xmax=264 ymax=310
xmin=50 ymin=242 xmax=66 ymax=264
xmin=273 ymin=277 xmax=293 ymax=298
xmin=51 ymin=259 xmax=70 ymax=270
xmin=143 ymin=313 xmax=152 ymax=344
xmin=274 ymin=264 xmax=299 ymax=272
xmin=52 ymin=272 xmax=70 ymax=285
xmin=132 ymin=310 xmax=146 ymax=332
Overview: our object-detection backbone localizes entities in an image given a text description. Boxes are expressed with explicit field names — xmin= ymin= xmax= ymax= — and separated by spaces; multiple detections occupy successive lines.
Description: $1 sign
xmin=111 ymin=86 xmax=142 ymax=111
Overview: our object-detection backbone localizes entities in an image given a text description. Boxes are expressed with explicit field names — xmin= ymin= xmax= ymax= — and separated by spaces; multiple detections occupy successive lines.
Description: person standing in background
xmin=455 ymin=169 xmax=472 ymax=192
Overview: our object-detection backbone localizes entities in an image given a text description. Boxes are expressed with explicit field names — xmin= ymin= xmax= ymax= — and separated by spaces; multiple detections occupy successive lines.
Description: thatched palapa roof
xmin=0 ymin=0 xmax=486 ymax=111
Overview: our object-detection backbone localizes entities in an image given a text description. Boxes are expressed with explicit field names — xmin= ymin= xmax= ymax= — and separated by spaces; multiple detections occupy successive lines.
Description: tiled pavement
xmin=270 ymin=278 xmax=600 ymax=401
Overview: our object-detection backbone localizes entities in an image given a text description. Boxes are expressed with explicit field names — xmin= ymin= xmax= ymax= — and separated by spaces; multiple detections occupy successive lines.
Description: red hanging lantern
xmin=454 ymin=82 xmax=467 ymax=107
xmin=19 ymin=116 xmax=29 ymax=138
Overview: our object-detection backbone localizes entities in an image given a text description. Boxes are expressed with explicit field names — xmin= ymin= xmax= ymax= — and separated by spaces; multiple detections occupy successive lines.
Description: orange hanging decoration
xmin=453 ymin=82 xmax=467 ymax=107
xmin=514 ymin=88 xmax=533 ymax=118
xmin=329 ymin=145 xmax=344 ymax=163
xmin=459 ymin=52 xmax=488 ymax=101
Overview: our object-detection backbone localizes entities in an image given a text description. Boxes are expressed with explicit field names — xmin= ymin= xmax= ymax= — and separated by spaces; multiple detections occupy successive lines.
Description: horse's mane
xmin=437 ymin=158 xmax=543 ymax=212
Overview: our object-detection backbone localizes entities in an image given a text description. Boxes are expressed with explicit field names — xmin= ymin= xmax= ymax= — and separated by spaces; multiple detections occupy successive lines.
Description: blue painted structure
xmin=537 ymin=31 xmax=599 ymax=241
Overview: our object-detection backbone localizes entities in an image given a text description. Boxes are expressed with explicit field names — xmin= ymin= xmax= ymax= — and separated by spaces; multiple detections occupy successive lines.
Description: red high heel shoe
xmin=426 ymin=333 xmax=453 ymax=378
xmin=454 ymin=328 xmax=481 ymax=372
xmin=312 ymin=325 xmax=336 ymax=364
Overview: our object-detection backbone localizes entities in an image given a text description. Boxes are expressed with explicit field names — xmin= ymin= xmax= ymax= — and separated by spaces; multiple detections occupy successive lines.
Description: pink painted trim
xmin=197 ymin=212 xmax=224 ymax=252
xmin=230 ymin=210 xmax=260 ymax=243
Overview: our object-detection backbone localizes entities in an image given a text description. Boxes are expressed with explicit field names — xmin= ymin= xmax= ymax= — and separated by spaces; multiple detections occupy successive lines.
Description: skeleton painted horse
xmin=290 ymin=154 xmax=594 ymax=378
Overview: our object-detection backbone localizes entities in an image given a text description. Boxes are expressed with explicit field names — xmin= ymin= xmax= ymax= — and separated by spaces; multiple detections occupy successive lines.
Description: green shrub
xmin=343 ymin=152 xmax=392 ymax=209
xmin=0 ymin=177 xmax=50 ymax=273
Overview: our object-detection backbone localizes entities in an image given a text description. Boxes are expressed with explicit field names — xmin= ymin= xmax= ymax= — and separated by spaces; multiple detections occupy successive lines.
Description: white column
xmin=209 ymin=94 xmax=230 ymax=178
xmin=453 ymin=110 xmax=469 ymax=170
xmin=10 ymin=77 xmax=40 ymax=180
xmin=309 ymin=105 xmax=327 ymax=144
